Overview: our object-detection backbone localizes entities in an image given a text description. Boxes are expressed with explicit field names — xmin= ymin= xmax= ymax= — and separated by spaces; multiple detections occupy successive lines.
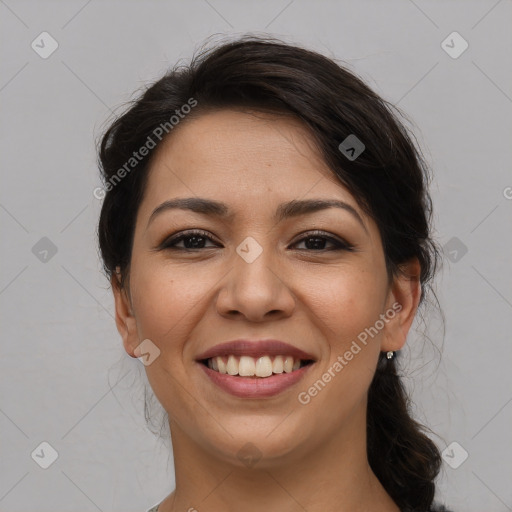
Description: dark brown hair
xmin=97 ymin=35 xmax=443 ymax=511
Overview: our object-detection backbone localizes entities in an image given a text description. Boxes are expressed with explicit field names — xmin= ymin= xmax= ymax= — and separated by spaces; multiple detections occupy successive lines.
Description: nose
xmin=215 ymin=243 xmax=296 ymax=322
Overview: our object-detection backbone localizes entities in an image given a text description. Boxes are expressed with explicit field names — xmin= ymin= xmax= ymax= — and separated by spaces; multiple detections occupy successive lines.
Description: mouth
xmin=199 ymin=355 xmax=315 ymax=378
xmin=195 ymin=339 xmax=317 ymax=398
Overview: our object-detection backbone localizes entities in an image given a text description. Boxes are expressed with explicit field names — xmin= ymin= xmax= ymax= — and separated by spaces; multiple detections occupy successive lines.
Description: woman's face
xmin=113 ymin=109 xmax=419 ymax=466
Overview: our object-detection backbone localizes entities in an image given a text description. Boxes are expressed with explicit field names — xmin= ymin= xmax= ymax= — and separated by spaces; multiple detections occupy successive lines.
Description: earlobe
xmin=111 ymin=271 xmax=139 ymax=358
xmin=381 ymin=258 xmax=422 ymax=353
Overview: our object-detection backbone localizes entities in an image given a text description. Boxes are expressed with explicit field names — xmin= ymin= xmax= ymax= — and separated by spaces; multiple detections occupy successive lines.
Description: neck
xmin=158 ymin=406 xmax=399 ymax=512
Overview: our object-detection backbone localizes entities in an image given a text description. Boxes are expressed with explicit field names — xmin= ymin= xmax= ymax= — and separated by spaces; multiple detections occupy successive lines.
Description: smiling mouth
xmin=199 ymin=355 xmax=314 ymax=378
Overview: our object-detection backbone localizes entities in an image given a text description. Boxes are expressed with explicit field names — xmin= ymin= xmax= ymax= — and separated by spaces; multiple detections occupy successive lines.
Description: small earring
xmin=386 ymin=351 xmax=395 ymax=360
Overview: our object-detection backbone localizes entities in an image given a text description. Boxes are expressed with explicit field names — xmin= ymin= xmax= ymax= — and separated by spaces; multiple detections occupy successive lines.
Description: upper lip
xmin=196 ymin=339 xmax=317 ymax=362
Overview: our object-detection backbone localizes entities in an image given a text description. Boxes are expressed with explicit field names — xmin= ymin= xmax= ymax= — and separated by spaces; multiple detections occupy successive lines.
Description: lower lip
xmin=198 ymin=362 xmax=314 ymax=398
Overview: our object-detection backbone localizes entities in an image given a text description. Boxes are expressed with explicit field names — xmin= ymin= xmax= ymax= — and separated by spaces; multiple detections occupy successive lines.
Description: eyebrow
xmin=147 ymin=197 xmax=367 ymax=232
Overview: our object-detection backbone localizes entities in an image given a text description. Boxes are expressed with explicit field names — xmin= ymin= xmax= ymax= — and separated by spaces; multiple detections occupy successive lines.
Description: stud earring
xmin=386 ymin=351 xmax=395 ymax=360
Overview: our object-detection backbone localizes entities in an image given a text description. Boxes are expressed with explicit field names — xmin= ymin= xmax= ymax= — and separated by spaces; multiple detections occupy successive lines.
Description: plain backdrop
xmin=1 ymin=1 xmax=511 ymax=511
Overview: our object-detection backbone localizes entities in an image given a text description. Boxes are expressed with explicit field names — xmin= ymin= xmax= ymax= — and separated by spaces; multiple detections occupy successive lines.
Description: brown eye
xmin=291 ymin=231 xmax=354 ymax=252
xmin=161 ymin=230 xmax=219 ymax=250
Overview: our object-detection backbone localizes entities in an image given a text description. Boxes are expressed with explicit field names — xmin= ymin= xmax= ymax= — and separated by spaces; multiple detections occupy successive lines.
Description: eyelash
xmin=159 ymin=229 xmax=354 ymax=252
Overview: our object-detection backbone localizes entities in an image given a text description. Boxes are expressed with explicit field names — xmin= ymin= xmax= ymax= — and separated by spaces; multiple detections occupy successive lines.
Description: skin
xmin=112 ymin=109 xmax=421 ymax=512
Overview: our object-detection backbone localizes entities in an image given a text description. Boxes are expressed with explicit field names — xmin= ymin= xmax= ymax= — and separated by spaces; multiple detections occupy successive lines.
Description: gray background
xmin=1 ymin=1 xmax=511 ymax=511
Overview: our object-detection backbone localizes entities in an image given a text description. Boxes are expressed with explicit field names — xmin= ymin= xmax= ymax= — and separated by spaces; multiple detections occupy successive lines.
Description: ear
xmin=111 ymin=268 xmax=139 ymax=358
xmin=381 ymin=258 xmax=422 ymax=353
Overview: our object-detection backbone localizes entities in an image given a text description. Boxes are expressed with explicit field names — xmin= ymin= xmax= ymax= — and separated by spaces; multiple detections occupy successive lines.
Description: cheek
xmin=300 ymin=266 xmax=387 ymax=403
xmin=305 ymin=266 xmax=387 ymax=346
xmin=129 ymin=263 xmax=210 ymax=421
xmin=129 ymin=261 xmax=207 ymax=352
xmin=295 ymin=273 xmax=384 ymax=427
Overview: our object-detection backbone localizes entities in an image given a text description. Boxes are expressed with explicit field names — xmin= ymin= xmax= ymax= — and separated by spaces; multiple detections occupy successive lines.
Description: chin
xmin=195 ymin=419 xmax=312 ymax=469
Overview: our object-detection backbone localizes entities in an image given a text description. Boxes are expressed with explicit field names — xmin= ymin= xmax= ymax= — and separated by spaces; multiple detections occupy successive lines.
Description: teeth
xmin=226 ymin=355 xmax=238 ymax=375
xmin=206 ymin=355 xmax=308 ymax=377
xmin=239 ymin=356 xmax=256 ymax=376
xmin=217 ymin=357 xmax=227 ymax=374
xmin=255 ymin=356 xmax=273 ymax=377
xmin=272 ymin=355 xmax=284 ymax=374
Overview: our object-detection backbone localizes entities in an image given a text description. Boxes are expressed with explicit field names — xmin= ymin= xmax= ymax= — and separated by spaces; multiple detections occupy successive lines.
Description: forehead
xmin=152 ymin=109 xmax=328 ymax=176
xmin=139 ymin=109 xmax=360 ymax=220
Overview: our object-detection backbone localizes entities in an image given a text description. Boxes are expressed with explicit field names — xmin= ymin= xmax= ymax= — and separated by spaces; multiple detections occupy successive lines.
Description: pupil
xmin=185 ymin=236 xmax=205 ymax=249
xmin=306 ymin=237 xmax=325 ymax=250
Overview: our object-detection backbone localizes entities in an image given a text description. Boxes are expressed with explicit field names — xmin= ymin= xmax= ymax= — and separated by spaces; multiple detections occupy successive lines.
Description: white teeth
xmin=272 ymin=355 xmax=284 ymax=374
xmin=239 ymin=356 xmax=256 ymax=376
xmin=255 ymin=356 xmax=273 ymax=377
xmin=206 ymin=355 xmax=309 ymax=377
xmin=226 ymin=355 xmax=238 ymax=375
xmin=217 ymin=357 xmax=227 ymax=374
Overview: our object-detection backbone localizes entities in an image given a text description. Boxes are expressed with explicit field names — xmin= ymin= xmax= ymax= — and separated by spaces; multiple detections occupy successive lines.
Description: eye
xmin=158 ymin=229 xmax=353 ymax=252
xmin=291 ymin=230 xmax=354 ymax=252
xmin=160 ymin=229 xmax=219 ymax=250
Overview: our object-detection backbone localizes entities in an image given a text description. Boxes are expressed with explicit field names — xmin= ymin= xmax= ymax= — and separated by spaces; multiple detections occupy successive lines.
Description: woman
xmin=96 ymin=35 xmax=452 ymax=512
